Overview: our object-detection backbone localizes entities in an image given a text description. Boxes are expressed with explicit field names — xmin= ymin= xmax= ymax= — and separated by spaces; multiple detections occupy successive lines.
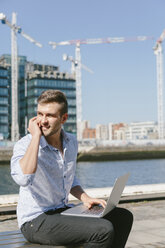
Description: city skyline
xmin=80 ymin=119 xmax=158 ymax=140
xmin=1 ymin=0 xmax=165 ymax=127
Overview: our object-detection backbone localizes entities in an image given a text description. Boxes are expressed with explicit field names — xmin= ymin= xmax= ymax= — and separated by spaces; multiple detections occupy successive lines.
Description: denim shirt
xmin=10 ymin=130 xmax=80 ymax=228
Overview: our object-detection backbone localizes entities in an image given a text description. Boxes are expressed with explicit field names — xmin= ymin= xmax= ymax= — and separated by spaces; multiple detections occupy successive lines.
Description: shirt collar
xmin=39 ymin=129 xmax=70 ymax=150
xmin=61 ymin=129 xmax=70 ymax=143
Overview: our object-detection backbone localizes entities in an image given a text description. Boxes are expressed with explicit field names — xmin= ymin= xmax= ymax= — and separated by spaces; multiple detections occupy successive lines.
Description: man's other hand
xmin=83 ymin=196 xmax=107 ymax=209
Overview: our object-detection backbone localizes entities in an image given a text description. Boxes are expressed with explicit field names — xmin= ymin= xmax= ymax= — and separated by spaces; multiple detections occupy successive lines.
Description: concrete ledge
xmin=0 ymin=194 xmax=18 ymax=206
xmin=69 ymin=183 xmax=165 ymax=201
xmin=0 ymin=184 xmax=165 ymax=208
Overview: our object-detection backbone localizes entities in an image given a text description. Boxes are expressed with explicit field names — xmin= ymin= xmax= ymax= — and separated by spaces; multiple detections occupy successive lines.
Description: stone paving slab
xmin=123 ymin=200 xmax=165 ymax=247
xmin=0 ymin=200 xmax=165 ymax=247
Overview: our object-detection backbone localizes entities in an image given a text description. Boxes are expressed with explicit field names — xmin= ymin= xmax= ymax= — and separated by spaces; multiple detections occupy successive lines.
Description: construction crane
xmin=63 ymin=53 xmax=93 ymax=140
xmin=49 ymin=36 xmax=153 ymax=140
xmin=0 ymin=12 xmax=42 ymax=142
xmin=153 ymin=30 xmax=165 ymax=139
xmin=63 ymin=54 xmax=93 ymax=74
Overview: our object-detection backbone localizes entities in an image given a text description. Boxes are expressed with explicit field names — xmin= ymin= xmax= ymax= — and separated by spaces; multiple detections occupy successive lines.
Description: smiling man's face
xmin=37 ymin=102 xmax=68 ymax=137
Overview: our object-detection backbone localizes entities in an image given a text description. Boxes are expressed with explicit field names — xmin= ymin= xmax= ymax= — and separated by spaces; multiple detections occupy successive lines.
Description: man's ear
xmin=61 ymin=113 xmax=68 ymax=124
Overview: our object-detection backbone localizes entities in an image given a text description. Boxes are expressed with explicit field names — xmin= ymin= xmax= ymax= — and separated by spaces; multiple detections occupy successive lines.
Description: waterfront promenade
xmin=2 ymin=144 xmax=165 ymax=163
xmin=0 ymin=185 xmax=165 ymax=247
xmin=0 ymin=200 xmax=165 ymax=247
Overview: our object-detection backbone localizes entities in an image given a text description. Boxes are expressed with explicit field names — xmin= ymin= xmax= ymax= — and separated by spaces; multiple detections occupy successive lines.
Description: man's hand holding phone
xmin=28 ymin=117 xmax=42 ymax=137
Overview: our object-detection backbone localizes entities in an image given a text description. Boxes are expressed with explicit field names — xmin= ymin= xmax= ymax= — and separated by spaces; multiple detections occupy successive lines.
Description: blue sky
xmin=0 ymin=0 xmax=165 ymax=127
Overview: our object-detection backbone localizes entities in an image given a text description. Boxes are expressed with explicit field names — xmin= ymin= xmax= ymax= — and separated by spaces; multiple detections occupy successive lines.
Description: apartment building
xmin=0 ymin=54 xmax=77 ymax=139
xmin=26 ymin=62 xmax=77 ymax=134
xmin=0 ymin=66 xmax=9 ymax=139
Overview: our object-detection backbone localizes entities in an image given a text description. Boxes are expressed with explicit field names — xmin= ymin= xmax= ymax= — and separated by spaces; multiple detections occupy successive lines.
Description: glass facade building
xmin=0 ymin=56 xmax=77 ymax=139
xmin=0 ymin=54 xmax=27 ymax=138
xmin=18 ymin=56 xmax=27 ymax=137
xmin=0 ymin=66 xmax=9 ymax=139
xmin=27 ymin=67 xmax=77 ymax=134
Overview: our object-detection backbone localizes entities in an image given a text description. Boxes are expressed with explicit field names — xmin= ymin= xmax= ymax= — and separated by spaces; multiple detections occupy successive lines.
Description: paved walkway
xmin=124 ymin=200 xmax=165 ymax=247
xmin=0 ymin=200 xmax=165 ymax=247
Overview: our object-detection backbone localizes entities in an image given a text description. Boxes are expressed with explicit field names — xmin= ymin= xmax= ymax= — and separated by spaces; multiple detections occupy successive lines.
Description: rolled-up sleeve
xmin=71 ymin=175 xmax=81 ymax=188
xmin=10 ymin=135 xmax=35 ymax=187
xmin=69 ymin=135 xmax=81 ymax=189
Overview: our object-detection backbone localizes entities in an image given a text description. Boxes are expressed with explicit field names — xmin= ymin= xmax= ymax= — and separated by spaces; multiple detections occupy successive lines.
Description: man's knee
xmin=120 ymin=208 xmax=133 ymax=225
xmin=114 ymin=207 xmax=133 ymax=218
xmin=106 ymin=207 xmax=133 ymax=229
xmin=116 ymin=207 xmax=134 ymax=230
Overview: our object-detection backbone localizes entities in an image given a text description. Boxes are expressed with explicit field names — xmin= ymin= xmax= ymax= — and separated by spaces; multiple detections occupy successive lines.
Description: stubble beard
xmin=41 ymin=125 xmax=61 ymax=137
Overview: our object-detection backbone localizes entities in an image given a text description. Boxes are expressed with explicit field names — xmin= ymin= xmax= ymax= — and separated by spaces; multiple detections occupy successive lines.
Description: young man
xmin=11 ymin=90 xmax=133 ymax=248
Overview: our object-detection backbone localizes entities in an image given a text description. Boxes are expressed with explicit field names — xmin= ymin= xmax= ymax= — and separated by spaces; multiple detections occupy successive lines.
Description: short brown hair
xmin=37 ymin=90 xmax=68 ymax=115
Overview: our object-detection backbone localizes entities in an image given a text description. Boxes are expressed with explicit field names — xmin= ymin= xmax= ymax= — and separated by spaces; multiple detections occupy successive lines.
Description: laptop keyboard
xmin=82 ymin=205 xmax=104 ymax=215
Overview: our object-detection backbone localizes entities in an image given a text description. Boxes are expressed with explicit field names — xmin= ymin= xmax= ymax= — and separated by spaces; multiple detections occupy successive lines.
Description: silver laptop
xmin=61 ymin=173 xmax=130 ymax=218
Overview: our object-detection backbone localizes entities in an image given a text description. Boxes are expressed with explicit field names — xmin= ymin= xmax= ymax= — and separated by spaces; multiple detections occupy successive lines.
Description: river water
xmin=1 ymin=159 xmax=165 ymax=195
